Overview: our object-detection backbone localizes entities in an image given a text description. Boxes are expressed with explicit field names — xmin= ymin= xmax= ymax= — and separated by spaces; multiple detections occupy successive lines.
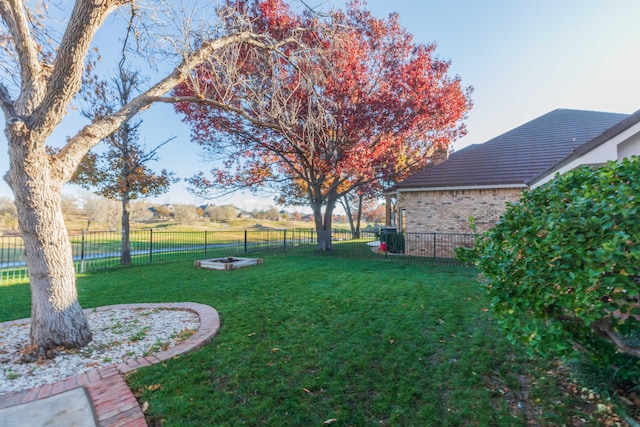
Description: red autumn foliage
xmin=174 ymin=0 xmax=472 ymax=250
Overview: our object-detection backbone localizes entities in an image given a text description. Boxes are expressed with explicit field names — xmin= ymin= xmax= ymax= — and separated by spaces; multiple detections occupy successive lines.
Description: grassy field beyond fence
xmin=0 ymin=229 xmax=473 ymax=284
xmin=0 ymin=253 xmax=616 ymax=426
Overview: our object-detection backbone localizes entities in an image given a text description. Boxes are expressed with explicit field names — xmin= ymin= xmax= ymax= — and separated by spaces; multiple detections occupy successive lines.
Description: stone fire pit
xmin=195 ymin=257 xmax=263 ymax=271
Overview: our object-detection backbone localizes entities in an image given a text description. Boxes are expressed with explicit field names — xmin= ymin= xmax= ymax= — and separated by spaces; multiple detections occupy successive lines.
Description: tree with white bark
xmin=0 ymin=0 xmax=304 ymax=352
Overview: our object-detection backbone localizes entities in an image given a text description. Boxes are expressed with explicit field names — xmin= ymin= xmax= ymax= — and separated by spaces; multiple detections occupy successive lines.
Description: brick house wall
xmin=399 ymin=187 xmax=523 ymax=234
xmin=398 ymin=187 xmax=522 ymax=257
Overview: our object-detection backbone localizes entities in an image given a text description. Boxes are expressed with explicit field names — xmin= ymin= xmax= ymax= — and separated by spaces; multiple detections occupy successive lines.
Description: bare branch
xmin=55 ymin=32 xmax=285 ymax=182
xmin=151 ymin=95 xmax=283 ymax=132
xmin=0 ymin=82 xmax=16 ymax=118
xmin=32 ymin=0 xmax=127 ymax=139
xmin=0 ymin=0 xmax=46 ymax=113
xmin=137 ymin=136 xmax=176 ymax=165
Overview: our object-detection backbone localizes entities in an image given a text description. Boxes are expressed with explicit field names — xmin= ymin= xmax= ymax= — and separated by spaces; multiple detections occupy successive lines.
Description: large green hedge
xmin=459 ymin=157 xmax=640 ymax=380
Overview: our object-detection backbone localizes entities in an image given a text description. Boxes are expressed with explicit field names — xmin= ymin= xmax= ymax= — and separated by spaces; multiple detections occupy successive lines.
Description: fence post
xmin=244 ymin=230 xmax=248 ymax=255
xmin=149 ymin=229 xmax=153 ymax=264
xmin=283 ymin=229 xmax=287 ymax=255
xmin=80 ymin=230 xmax=86 ymax=273
xmin=433 ymin=232 xmax=437 ymax=262
xmin=204 ymin=230 xmax=208 ymax=258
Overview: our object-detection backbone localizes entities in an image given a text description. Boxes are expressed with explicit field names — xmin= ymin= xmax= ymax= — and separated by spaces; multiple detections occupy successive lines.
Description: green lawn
xmin=0 ymin=253 xmax=613 ymax=426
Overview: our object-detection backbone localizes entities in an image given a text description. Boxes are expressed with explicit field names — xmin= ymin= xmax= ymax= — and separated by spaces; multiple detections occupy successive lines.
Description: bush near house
xmin=378 ymin=230 xmax=406 ymax=253
xmin=458 ymin=157 xmax=640 ymax=387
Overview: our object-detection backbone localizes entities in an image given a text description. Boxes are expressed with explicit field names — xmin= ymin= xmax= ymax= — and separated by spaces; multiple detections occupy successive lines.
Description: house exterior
xmin=389 ymin=108 xmax=640 ymax=256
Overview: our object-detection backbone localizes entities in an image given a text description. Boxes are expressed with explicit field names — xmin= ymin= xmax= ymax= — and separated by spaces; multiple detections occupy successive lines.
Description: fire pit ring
xmin=195 ymin=257 xmax=263 ymax=271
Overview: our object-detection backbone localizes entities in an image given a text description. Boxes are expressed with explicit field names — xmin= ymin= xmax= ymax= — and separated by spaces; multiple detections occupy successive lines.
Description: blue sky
xmin=2 ymin=0 xmax=640 ymax=210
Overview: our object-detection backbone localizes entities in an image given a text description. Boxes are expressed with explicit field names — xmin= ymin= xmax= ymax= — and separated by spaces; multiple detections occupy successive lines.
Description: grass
xmin=0 ymin=227 xmax=326 ymax=283
xmin=38 ymin=215 xmax=330 ymax=234
xmin=0 ymin=253 xmax=613 ymax=426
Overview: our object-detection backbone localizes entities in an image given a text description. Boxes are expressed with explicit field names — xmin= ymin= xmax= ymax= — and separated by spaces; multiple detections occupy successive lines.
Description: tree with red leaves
xmin=175 ymin=0 xmax=472 ymax=250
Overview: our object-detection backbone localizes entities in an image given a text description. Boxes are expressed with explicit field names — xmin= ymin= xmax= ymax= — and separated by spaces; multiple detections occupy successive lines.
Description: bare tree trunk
xmin=322 ymin=202 xmax=335 ymax=250
xmin=340 ymin=194 xmax=357 ymax=239
xmin=0 ymin=0 xmax=289 ymax=352
xmin=121 ymin=196 xmax=131 ymax=265
xmin=339 ymin=193 xmax=363 ymax=239
xmin=6 ymin=139 xmax=92 ymax=351
xmin=312 ymin=206 xmax=330 ymax=251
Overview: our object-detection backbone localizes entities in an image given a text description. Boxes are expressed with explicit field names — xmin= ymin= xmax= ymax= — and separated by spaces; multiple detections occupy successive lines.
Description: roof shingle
xmin=395 ymin=109 xmax=630 ymax=190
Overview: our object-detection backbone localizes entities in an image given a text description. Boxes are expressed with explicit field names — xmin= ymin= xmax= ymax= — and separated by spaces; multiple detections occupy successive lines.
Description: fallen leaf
xmin=248 ymin=332 xmax=256 ymax=337
xmin=142 ymin=401 xmax=149 ymax=413
xmin=147 ymin=384 xmax=162 ymax=391
xmin=323 ymin=419 xmax=338 ymax=425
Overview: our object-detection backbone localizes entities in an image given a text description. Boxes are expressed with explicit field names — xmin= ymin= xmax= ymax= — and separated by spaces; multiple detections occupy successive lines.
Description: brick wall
xmin=398 ymin=187 xmax=523 ymax=258
xmin=399 ymin=187 xmax=523 ymax=235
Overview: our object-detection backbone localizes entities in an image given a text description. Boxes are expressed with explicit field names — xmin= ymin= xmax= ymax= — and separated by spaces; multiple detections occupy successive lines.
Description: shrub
xmin=458 ymin=157 xmax=640 ymax=381
xmin=390 ymin=232 xmax=405 ymax=253
xmin=378 ymin=230 xmax=405 ymax=253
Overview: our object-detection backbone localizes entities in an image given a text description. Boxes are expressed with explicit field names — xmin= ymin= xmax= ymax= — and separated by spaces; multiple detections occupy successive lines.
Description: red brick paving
xmin=0 ymin=302 xmax=220 ymax=427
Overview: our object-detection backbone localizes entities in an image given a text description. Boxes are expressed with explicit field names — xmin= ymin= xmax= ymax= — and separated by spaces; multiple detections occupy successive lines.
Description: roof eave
xmin=395 ymin=183 xmax=528 ymax=193
xmin=527 ymin=108 xmax=640 ymax=186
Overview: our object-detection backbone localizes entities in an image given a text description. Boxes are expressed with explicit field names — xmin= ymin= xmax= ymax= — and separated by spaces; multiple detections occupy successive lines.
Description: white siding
xmin=531 ymin=122 xmax=640 ymax=189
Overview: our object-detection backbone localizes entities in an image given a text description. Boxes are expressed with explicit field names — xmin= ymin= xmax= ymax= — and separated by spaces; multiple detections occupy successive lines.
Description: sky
xmin=2 ymin=0 xmax=640 ymax=211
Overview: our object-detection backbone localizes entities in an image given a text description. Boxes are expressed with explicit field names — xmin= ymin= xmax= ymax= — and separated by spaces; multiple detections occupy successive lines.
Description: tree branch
xmin=151 ymin=95 xmax=283 ymax=132
xmin=32 ymin=0 xmax=127 ymax=139
xmin=54 ymin=32 xmax=284 ymax=182
xmin=137 ymin=136 xmax=176 ymax=166
xmin=591 ymin=318 xmax=640 ymax=358
xmin=0 ymin=82 xmax=16 ymax=118
xmin=0 ymin=0 xmax=46 ymax=114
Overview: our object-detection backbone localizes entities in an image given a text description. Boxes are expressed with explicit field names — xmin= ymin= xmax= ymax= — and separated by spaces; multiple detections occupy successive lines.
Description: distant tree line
xmin=0 ymin=194 xmax=385 ymax=233
xmin=0 ymin=197 xmax=18 ymax=230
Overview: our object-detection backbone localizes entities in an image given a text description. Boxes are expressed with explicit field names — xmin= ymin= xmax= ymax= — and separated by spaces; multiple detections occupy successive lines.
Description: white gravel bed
xmin=0 ymin=308 xmax=199 ymax=395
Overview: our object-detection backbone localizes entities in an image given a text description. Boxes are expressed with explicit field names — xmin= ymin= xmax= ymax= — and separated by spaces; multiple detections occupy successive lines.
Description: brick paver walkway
xmin=0 ymin=302 xmax=220 ymax=427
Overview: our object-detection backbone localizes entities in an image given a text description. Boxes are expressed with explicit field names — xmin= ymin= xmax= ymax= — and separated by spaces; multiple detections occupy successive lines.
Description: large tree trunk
xmin=312 ymin=206 xmax=330 ymax=251
xmin=6 ymin=136 xmax=92 ymax=351
xmin=0 ymin=0 xmax=277 ymax=353
xmin=311 ymin=189 xmax=336 ymax=251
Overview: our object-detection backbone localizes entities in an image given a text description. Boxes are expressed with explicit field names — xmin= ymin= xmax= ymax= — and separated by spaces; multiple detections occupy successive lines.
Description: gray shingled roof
xmin=395 ymin=109 xmax=632 ymax=190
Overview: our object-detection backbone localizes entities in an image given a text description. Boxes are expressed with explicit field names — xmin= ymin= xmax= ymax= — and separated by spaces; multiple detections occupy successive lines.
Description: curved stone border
xmin=96 ymin=303 xmax=220 ymax=375
xmin=0 ymin=303 xmax=220 ymax=427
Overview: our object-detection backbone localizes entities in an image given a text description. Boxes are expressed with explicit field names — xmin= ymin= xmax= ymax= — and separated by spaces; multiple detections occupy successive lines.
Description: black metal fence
xmin=0 ymin=229 xmax=475 ymax=283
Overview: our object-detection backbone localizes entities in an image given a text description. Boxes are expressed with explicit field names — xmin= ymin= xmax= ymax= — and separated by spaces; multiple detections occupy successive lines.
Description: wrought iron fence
xmin=0 ymin=229 xmax=474 ymax=283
